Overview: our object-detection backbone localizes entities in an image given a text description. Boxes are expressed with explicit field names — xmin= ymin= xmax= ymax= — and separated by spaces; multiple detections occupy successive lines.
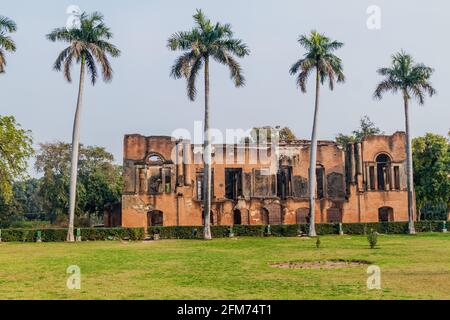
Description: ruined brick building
xmin=112 ymin=132 xmax=413 ymax=229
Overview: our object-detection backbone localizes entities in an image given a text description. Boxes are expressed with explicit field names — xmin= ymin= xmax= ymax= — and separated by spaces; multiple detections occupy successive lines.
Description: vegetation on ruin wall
xmin=0 ymin=227 xmax=144 ymax=242
xmin=148 ymin=221 xmax=448 ymax=239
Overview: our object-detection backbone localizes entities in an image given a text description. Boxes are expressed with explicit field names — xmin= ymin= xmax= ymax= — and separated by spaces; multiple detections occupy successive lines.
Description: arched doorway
xmin=378 ymin=207 xmax=394 ymax=222
xmin=147 ymin=210 xmax=164 ymax=227
xmin=233 ymin=209 xmax=242 ymax=225
xmin=260 ymin=208 xmax=269 ymax=225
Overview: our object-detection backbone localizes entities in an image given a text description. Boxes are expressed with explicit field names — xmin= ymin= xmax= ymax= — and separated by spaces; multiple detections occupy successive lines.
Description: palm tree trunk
xmin=308 ymin=69 xmax=320 ymax=237
xmin=67 ymin=58 xmax=86 ymax=242
xmin=203 ymin=56 xmax=212 ymax=240
xmin=403 ymin=95 xmax=416 ymax=234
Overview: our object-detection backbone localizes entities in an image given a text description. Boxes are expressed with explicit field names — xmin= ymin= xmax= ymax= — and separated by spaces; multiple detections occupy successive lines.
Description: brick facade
xmin=117 ymin=132 xmax=414 ymax=229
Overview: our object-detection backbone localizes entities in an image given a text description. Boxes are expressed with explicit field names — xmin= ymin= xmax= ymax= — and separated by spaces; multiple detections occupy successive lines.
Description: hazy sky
xmin=1 ymin=0 xmax=449 ymax=168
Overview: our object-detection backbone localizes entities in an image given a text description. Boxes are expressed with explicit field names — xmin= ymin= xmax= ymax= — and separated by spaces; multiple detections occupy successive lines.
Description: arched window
xmin=147 ymin=153 xmax=165 ymax=165
xmin=376 ymin=154 xmax=391 ymax=190
xmin=148 ymin=210 xmax=164 ymax=227
xmin=316 ymin=165 xmax=325 ymax=199
xmin=233 ymin=209 xmax=242 ymax=225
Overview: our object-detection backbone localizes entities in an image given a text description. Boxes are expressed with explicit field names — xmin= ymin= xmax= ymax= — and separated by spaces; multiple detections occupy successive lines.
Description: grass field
xmin=1 ymin=233 xmax=449 ymax=300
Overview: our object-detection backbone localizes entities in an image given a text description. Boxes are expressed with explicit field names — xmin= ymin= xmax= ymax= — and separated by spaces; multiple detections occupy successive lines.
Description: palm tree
xmin=289 ymin=31 xmax=345 ymax=237
xmin=47 ymin=12 xmax=120 ymax=242
xmin=168 ymin=9 xmax=249 ymax=240
xmin=374 ymin=51 xmax=436 ymax=234
xmin=0 ymin=16 xmax=17 ymax=73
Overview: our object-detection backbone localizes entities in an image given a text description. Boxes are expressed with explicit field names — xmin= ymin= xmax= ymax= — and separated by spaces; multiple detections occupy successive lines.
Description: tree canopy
xmin=413 ymin=133 xmax=450 ymax=219
xmin=290 ymin=30 xmax=345 ymax=92
xmin=46 ymin=11 xmax=120 ymax=85
xmin=168 ymin=9 xmax=250 ymax=100
xmin=336 ymin=116 xmax=383 ymax=146
xmin=374 ymin=51 xmax=436 ymax=104
xmin=0 ymin=15 xmax=17 ymax=73
xmin=35 ymin=142 xmax=122 ymax=224
xmin=0 ymin=116 xmax=34 ymax=202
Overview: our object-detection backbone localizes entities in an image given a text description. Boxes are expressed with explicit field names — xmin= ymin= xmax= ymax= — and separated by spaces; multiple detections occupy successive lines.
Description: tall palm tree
xmin=0 ymin=16 xmax=17 ymax=73
xmin=168 ymin=9 xmax=249 ymax=240
xmin=289 ymin=31 xmax=345 ymax=237
xmin=374 ymin=51 xmax=436 ymax=234
xmin=47 ymin=12 xmax=120 ymax=242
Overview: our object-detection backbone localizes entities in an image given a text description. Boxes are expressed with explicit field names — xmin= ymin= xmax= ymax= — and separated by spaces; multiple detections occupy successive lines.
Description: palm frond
xmin=0 ymin=35 xmax=16 ymax=52
xmin=0 ymin=16 xmax=17 ymax=33
xmin=84 ymin=51 xmax=98 ymax=85
xmin=170 ymin=51 xmax=196 ymax=79
xmin=187 ymin=57 xmax=203 ymax=101
xmin=0 ymin=48 xmax=5 ymax=73
xmin=374 ymin=79 xmax=398 ymax=100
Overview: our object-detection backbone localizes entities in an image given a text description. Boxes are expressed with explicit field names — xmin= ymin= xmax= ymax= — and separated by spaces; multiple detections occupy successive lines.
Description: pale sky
xmin=1 ymin=0 xmax=449 ymax=169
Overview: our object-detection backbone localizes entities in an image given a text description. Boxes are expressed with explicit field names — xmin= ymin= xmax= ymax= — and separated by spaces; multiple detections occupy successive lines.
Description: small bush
xmin=367 ymin=229 xmax=378 ymax=249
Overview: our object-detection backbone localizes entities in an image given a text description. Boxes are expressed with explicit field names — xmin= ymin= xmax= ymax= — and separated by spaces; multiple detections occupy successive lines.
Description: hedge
xmin=0 ymin=221 xmax=447 ymax=242
xmin=148 ymin=221 xmax=449 ymax=239
xmin=0 ymin=227 xmax=145 ymax=242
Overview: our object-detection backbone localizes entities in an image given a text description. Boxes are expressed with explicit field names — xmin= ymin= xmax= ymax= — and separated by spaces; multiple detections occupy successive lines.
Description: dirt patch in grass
xmin=269 ymin=259 xmax=372 ymax=270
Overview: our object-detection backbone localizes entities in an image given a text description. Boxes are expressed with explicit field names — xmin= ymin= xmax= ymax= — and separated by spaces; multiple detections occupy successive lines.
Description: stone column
xmin=176 ymin=141 xmax=184 ymax=186
xmin=350 ymin=143 xmax=356 ymax=184
xmin=183 ymin=140 xmax=192 ymax=186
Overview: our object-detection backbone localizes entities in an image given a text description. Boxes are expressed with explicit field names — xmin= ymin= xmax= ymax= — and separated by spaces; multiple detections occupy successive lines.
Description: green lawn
xmin=1 ymin=233 xmax=450 ymax=300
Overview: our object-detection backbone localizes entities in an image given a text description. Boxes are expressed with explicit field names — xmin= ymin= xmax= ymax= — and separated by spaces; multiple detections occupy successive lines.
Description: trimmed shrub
xmin=270 ymin=224 xmax=299 ymax=237
xmin=233 ymin=225 xmax=266 ymax=237
xmin=316 ymin=223 xmax=339 ymax=235
xmin=148 ymin=226 xmax=204 ymax=239
xmin=0 ymin=227 xmax=144 ymax=242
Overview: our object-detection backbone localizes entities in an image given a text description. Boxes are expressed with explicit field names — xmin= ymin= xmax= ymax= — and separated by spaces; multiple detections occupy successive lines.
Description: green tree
xmin=0 ymin=178 xmax=45 ymax=228
xmin=290 ymin=31 xmax=345 ymax=237
xmin=374 ymin=51 xmax=436 ymax=234
xmin=336 ymin=116 xmax=383 ymax=147
xmin=168 ymin=9 xmax=249 ymax=240
xmin=35 ymin=142 xmax=122 ymax=225
xmin=0 ymin=15 xmax=17 ymax=73
xmin=0 ymin=116 xmax=34 ymax=202
xmin=243 ymin=126 xmax=297 ymax=144
xmin=47 ymin=12 xmax=120 ymax=241
xmin=413 ymin=133 xmax=449 ymax=219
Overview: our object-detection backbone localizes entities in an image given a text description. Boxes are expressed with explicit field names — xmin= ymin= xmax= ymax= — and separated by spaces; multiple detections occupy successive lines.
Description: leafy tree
xmin=374 ymin=51 xmax=436 ymax=234
xmin=0 ymin=178 xmax=45 ymax=228
xmin=47 ymin=12 xmax=120 ymax=241
xmin=0 ymin=116 xmax=34 ymax=202
xmin=244 ymin=126 xmax=297 ymax=144
xmin=336 ymin=116 xmax=383 ymax=147
xmin=168 ymin=9 xmax=249 ymax=240
xmin=290 ymin=31 xmax=345 ymax=237
xmin=413 ymin=133 xmax=449 ymax=219
xmin=35 ymin=142 xmax=122 ymax=226
xmin=0 ymin=15 xmax=17 ymax=73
